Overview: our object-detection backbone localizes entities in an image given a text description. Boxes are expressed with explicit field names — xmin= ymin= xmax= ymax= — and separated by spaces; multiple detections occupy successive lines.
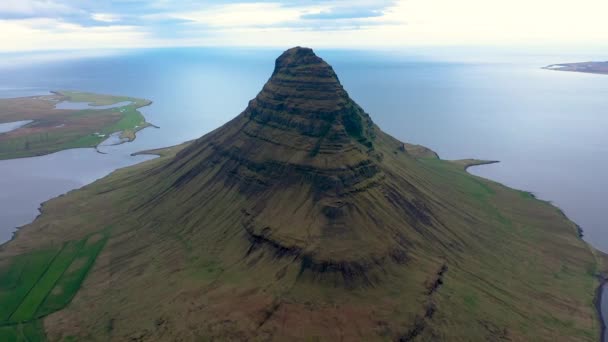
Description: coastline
xmin=0 ymin=150 xmax=160 ymax=250
xmin=466 ymin=160 xmax=606 ymax=342
xmin=130 ymin=140 xmax=193 ymax=157
xmin=0 ymin=139 xmax=190 ymax=249
xmin=544 ymin=68 xmax=608 ymax=76
xmin=462 ymin=159 xmax=500 ymax=172
xmin=0 ymin=92 xmax=159 ymax=248
xmin=542 ymin=64 xmax=608 ymax=76
xmin=595 ymin=276 xmax=607 ymax=342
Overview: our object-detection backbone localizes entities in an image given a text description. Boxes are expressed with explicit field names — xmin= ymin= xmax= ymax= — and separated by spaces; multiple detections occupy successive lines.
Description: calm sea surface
xmin=0 ymin=48 xmax=606 ymax=259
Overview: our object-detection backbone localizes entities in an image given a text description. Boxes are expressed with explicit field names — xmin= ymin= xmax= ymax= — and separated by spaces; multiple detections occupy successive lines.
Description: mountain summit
xmin=249 ymin=47 xmax=375 ymax=152
xmin=1 ymin=47 xmax=600 ymax=341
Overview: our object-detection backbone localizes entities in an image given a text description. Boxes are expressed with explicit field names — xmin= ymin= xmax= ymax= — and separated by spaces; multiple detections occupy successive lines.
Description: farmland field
xmin=0 ymin=232 xmax=109 ymax=340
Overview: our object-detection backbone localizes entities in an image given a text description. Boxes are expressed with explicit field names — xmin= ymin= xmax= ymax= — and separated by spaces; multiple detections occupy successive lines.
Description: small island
xmin=544 ymin=61 xmax=608 ymax=75
xmin=0 ymin=91 xmax=155 ymax=160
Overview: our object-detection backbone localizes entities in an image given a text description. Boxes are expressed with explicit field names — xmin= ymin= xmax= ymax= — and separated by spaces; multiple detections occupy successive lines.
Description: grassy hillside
xmin=0 ymin=136 xmax=601 ymax=341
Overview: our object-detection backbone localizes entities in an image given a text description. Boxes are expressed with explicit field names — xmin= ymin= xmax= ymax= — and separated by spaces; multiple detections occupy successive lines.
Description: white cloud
xmin=178 ymin=0 xmax=608 ymax=47
xmin=388 ymin=0 xmax=608 ymax=45
xmin=0 ymin=0 xmax=607 ymax=52
xmin=91 ymin=13 xmax=121 ymax=23
xmin=0 ymin=0 xmax=75 ymax=17
xmin=0 ymin=18 xmax=153 ymax=52
xmin=167 ymin=3 xmax=308 ymax=28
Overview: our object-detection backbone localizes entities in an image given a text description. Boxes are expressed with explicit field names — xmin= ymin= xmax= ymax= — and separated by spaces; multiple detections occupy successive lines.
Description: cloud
xmin=390 ymin=0 xmax=608 ymax=45
xmin=169 ymin=3 xmax=303 ymax=28
xmin=0 ymin=18 xmax=154 ymax=52
xmin=162 ymin=1 xmax=396 ymax=33
xmin=302 ymin=11 xmax=383 ymax=20
xmin=301 ymin=7 xmax=384 ymax=20
xmin=0 ymin=0 xmax=76 ymax=18
xmin=0 ymin=0 xmax=607 ymax=52
xmin=91 ymin=13 xmax=121 ymax=23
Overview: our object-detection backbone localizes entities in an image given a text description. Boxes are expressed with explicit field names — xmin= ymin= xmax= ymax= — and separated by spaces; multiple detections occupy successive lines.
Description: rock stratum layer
xmin=0 ymin=47 xmax=603 ymax=341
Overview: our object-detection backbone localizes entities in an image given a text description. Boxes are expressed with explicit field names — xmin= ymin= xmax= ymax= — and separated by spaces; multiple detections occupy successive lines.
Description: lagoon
xmin=0 ymin=120 xmax=33 ymax=134
xmin=54 ymin=100 xmax=132 ymax=110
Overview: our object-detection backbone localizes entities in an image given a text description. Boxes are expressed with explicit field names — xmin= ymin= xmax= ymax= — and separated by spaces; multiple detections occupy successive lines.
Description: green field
xmin=0 ymin=321 xmax=46 ymax=342
xmin=57 ymin=91 xmax=148 ymax=107
xmin=0 ymin=249 xmax=58 ymax=321
xmin=0 ymin=232 xmax=108 ymax=341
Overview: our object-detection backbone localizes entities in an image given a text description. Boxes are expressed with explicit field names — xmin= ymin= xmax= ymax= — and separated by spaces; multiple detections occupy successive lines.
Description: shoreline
xmin=595 ymin=276 xmax=607 ymax=342
xmin=462 ymin=159 xmax=500 ymax=172
xmin=94 ymin=123 xmax=160 ymax=154
xmin=467 ymin=159 xmax=606 ymax=342
xmin=130 ymin=140 xmax=194 ymax=157
xmin=0 ymin=149 xmax=160 ymax=250
xmin=0 ymin=139 xmax=186 ymax=249
xmin=544 ymin=68 xmax=608 ymax=76
xmin=542 ymin=64 xmax=608 ymax=76
xmin=0 ymin=92 xmax=158 ymax=248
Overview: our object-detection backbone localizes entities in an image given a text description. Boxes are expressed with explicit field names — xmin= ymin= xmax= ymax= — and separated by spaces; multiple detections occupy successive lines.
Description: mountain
xmin=0 ymin=47 xmax=603 ymax=341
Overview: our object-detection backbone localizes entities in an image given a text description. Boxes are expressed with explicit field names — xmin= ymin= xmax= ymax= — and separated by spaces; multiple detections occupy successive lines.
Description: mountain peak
xmin=272 ymin=46 xmax=337 ymax=80
xmin=241 ymin=47 xmax=374 ymax=154
xmin=264 ymin=46 xmax=345 ymax=114
xmin=167 ymin=48 xmax=386 ymax=274
xmin=275 ymin=46 xmax=317 ymax=65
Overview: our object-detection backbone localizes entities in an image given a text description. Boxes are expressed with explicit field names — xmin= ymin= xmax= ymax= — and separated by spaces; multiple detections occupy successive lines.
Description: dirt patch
xmin=86 ymin=233 xmax=104 ymax=246
xmin=51 ymin=285 xmax=64 ymax=296
xmin=65 ymin=257 xmax=87 ymax=275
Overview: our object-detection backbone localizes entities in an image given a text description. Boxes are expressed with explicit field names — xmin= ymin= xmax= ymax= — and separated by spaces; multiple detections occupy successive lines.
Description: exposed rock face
xmin=252 ymin=47 xmax=375 ymax=148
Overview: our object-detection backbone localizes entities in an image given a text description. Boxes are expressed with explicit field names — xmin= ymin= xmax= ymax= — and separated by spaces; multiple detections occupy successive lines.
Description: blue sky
xmin=1 ymin=0 xmax=607 ymax=52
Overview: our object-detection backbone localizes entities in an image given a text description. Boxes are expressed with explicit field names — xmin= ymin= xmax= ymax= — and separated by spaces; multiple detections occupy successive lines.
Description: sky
xmin=0 ymin=0 xmax=607 ymax=52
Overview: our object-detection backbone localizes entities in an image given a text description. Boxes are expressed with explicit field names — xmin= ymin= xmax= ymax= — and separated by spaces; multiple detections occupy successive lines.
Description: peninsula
xmin=544 ymin=61 xmax=608 ymax=75
xmin=0 ymin=91 xmax=154 ymax=160
xmin=0 ymin=48 xmax=605 ymax=341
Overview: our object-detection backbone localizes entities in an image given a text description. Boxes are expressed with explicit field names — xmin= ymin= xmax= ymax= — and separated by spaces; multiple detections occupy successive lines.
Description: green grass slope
xmin=1 ymin=138 xmax=600 ymax=341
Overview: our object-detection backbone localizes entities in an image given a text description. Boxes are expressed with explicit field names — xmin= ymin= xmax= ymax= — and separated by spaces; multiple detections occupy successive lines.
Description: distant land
xmin=0 ymin=91 xmax=154 ymax=160
xmin=1 ymin=47 xmax=606 ymax=341
xmin=544 ymin=61 xmax=608 ymax=75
